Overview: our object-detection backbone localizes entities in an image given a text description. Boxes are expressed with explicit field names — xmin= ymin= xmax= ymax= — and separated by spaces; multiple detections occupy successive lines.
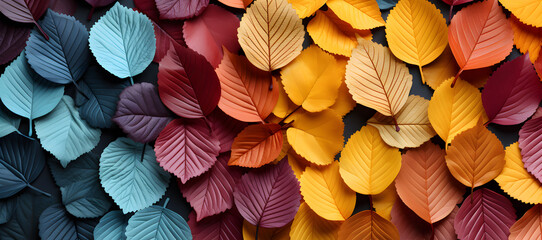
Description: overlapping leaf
xmin=218 ymin=0 xmax=251 ymax=8
xmin=330 ymin=78 xmax=357 ymax=117
xmin=290 ymin=202 xmax=341 ymax=240
xmin=124 ymin=202 xmax=192 ymax=240
xmin=0 ymin=106 xmax=20 ymax=140
xmin=0 ymin=0 xmax=49 ymax=38
xmin=242 ymin=221 xmax=291 ymax=240
xmin=38 ymin=204 xmax=98 ymax=240
xmin=376 ymin=0 xmax=398 ymax=9
xmin=326 ymin=0 xmax=385 ymax=30
xmin=94 ymin=210 xmax=129 ymax=240
xmin=155 ymin=0 xmax=208 ymax=20
xmin=288 ymin=0 xmax=326 ymax=18
xmin=338 ymin=210 xmax=400 ymax=240
xmin=373 ymin=183 xmax=397 ymax=220
xmin=188 ymin=209 xmax=243 ymax=240
xmin=0 ymin=190 xmax=55 ymax=239
xmin=229 ymin=123 xmax=282 ymax=168
xmin=206 ymin=109 xmax=248 ymax=153
xmin=519 ymin=115 xmax=542 ymax=182
xmin=509 ymin=204 xmax=542 ymax=240
xmin=500 ymin=0 xmax=542 ymax=27
xmin=0 ymin=16 xmax=30 ymax=65
xmin=509 ymin=15 xmax=542 ymax=63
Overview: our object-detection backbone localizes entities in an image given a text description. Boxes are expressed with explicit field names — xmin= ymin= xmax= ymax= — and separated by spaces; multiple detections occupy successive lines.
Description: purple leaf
xmin=155 ymin=0 xmax=209 ymax=20
xmin=519 ymin=116 xmax=542 ymax=182
xmin=0 ymin=0 xmax=50 ymax=39
xmin=113 ymin=82 xmax=174 ymax=143
xmin=84 ymin=0 xmax=116 ymax=19
xmin=0 ymin=16 xmax=30 ymax=65
xmin=206 ymin=109 xmax=248 ymax=153
xmin=233 ymin=159 xmax=301 ymax=228
xmin=48 ymin=0 xmax=77 ymax=15
xmin=482 ymin=54 xmax=542 ymax=125
xmin=187 ymin=208 xmax=243 ymax=240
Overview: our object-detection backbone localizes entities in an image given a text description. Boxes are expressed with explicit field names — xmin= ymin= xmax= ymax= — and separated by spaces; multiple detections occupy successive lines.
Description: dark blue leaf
xmin=38 ymin=204 xmax=99 ymax=240
xmin=0 ymin=196 xmax=16 ymax=224
xmin=94 ymin=210 xmax=129 ymax=240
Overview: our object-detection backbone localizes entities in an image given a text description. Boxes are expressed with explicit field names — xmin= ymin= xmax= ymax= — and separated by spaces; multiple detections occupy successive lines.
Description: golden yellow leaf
xmin=495 ymin=142 xmax=542 ymax=204
xmin=281 ymin=45 xmax=344 ymax=112
xmin=510 ymin=15 xmax=542 ymax=63
xmin=345 ymin=38 xmax=412 ymax=119
xmin=339 ymin=125 xmax=402 ymax=195
xmin=330 ymin=58 xmax=356 ymax=117
xmin=243 ymin=220 xmax=291 ymax=240
xmin=287 ymin=109 xmax=344 ymax=166
xmin=288 ymin=148 xmax=310 ymax=180
xmin=272 ymin=76 xmax=299 ymax=119
xmin=288 ymin=0 xmax=326 ymax=18
xmin=428 ymin=77 xmax=487 ymax=145
xmin=300 ymin=161 xmax=356 ymax=221
xmin=385 ymin=0 xmax=448 ymax=84
xmin=509 ymin=204 xmax=542 ymax=240
xmin=276 ymin=130 xmax=290 ymax=161
xmin=367 ymin=95 xmax=436 ymax=148
xmin=372 ymin=183 xmax=397 ymax=221
xmin=500 ymin=0 xmax=542 ymax=28
xmin=238 ymin=0 xmax=305 ymax=71
xmin=326 ymin=0 xmax=385 ymax=30
xmin=290 ymin=202 xmax=342 ymax=240
xmin=338 ymin=210 xmax=400 ymax=240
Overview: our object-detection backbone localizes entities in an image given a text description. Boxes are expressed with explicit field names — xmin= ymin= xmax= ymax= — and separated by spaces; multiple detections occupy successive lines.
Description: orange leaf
xmin=242 ymin=220 xmax=290 ymax=240
xmin=510 ymin=15 xmax=542 ymax=63
xmin=218 ymin=0 xmax=252 ymax=8
xmin=509 ymin=204 xmax=542 ymax=240
xmin=229 ymin=123 xmax=283 ymax=168
xmin=290 ymin=202 xmax=342 ymax=240
xmin=338 ymin=210 xmax=399 ymax=240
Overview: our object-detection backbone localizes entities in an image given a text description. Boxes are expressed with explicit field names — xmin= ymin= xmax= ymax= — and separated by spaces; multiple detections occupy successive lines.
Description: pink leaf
xmin=155 ymin=0 xmax=209 ymax=20
xmin=519 ymin=116 xmax=542 ymax=182
xmin=206 ymin=109 xmax=248 ymax=153
xmin=188 ymin=208 xmax=244 ymax=240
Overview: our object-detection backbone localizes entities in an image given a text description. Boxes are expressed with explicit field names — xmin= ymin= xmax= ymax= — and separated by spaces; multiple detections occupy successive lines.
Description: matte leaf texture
xmin=300 ymin=161 xmax=356 ymax=221
xmin=428 ymin=78 xmax=486 ymax=145
xmin=89 ymin=2 xmax=156 ymax=80
xmin=395 ymin=142 xmax=465 ymax=223
xmin=180 ymin=154 xmax=242 ymax=221
xmin=155 ymin=118 xmax=220 ymax=183
xmin=124 ymin=201 xmax=192 ymax=240
xmin=216 ymin=48 xmax=279 ymax=122
xmin=0 ymin=195 xmax=16 ymax=224
xmin=367 ymin=95 xmax=436 ymax=148
xmin=237 ymin=0 xmax=305 ymax=71
xmin=158 ymin=44 xmax=221 ymax=118
xmin=85 ymin=0 xmax=116 ymax=8
xmin=326 ymin=0 xmax=385 ymax=30
xmin=0 ymin=0 xmax=49 ymax=38
xmin=495 ymin=142 xmax=542 ymax=204
xmin=455 ymin=189 xmax=516 ymax=240
xmin=0 ymin=104 xmax=20 ymax=139
xmin=448 ymin=0 xmax=513 ymax=86
xmin=75 ymin=66 xmax=129 ymax=128
xmin=25 ymin=10 xmax=89 ymax=85
xmin=229 ymin=123 xmax=283 ymax=168
xmin=100 ymin=137 xmax=170 ymax=213
xmin=94 ymin=210 xmax=129 ymax=240
xmin=281 ymin=45 xmax=344 ymax=112
xmin=48 ymin=0 xmax=77 ymax=15
xmin=288 ymin=0 xmax=326 ymax=18
xmin=373 ymin=183 xmax=397 ymax=220
xmin=0 ymin=133 xmax=45 ymax=199
xmin=156 ymin=0 xmax=208 ymax=20
xmin=188 ymin=209 xmax=243 ymax=240
xmin=376 ymin=0 xmax=398 ymax=9
xmin=34 ymin=96 xmax=101 ymax=167
xmin=0 ymin=16 xmax=30 ymax=65
xmin=290 ymin=202 xmax=341 ymax=240
xmin=287 ymin=109 xmax=344 ymax=165
xmin=500 ymin=0 xmax=542 ymax=27
xmin=113 ymin=82 xmax=174 ymax=143
xmin=242 ymin=220 xmax=291 ymax=240
xmin=48 ymin=153 xmax=112 ymax=218
xmin=218 ymin=0 xmax=251 ymax=8
xmin=482 ymin=54 xmax=542 ymax=125
xmin=0 ymin=190 xmax=55 ymax=239
xmin=38 ymin=204 xmax=98 ymax=240
xmin=345 ymin=38 xmax=413 ymax=118
xmin=207 ymin=109 xmax=248 ymax=153
xmin=183 ymin=4 xmax=240 ymax=68
xmin=338 ymin=210 xmax=400 ymax=240
xmin=330 ymin=78 xmax=357 ymax=117
xmin=509 ymin=204 xmax=542 ymax=240
xmin=339 ymin=125 xmax=401 ymax=195
xmin=0 ymin=53 xmax=64 ymax=135
xmin=272 ymin=77 xmax=298 ymax=118
xmin=519 ymin=116 xmax=542 ymax=182
xmin=385 ymin=0 xmax=448 ymax=83
xmin=509 ymin=15 xmax=542 ymax=63
xmin=233 ymin=159 xmax=301 ymax=228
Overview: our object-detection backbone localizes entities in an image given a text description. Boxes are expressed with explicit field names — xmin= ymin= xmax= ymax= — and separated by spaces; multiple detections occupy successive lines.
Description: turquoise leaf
xmin=125 ymin=200 xmax=192 ymax=240
xmin=0 ymin=106 xmax=20 ymax=138
xmin=94 ymin=210 xmax=129 ymax=240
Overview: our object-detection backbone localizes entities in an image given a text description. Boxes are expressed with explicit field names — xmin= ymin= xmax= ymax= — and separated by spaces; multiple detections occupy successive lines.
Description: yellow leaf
xmin=372 ymin=183 xmax=397 ymax=221
xmin=290 ymin=202 xmax=342 ymax=240
xmin=287 ymin=109 xmax=344 ymax=166
xmin=288 ymin=0 xmax=326 ymax=18
xmin=238 ymin=0 xmax=305 ymax=71
xmin=495 ymin=142 xmax=542 ymax=204
xmin=281 ymin=45 xmax=344 ymax=112
xmin=345 ymin=38 xmax=412 ymax=117
xmin=338 ymin=210 xmax=400 ymax=240
xmin=272 ymin=76 xmax=299 ymax=119
xmin=339 ymin=125 xmax=402 ymax=195
xmin=277 ymin=130 xmax=290 ymax=161
xmin=330 ymin=78 xmax=357 ymax=118
xmin=367 ymin=95 xmax=436 ymax=148
xmin=243 ymin=220 xmax=291 ymax=240
xmin=500 ymin=0 xmax=542 ymax=28
xmin=326 ymin=0 xmax=385 ymax=30
xmin=288 ymin=148 xmax=310 ymax=180
xmin=509 ymin=15 xmax=542 ymax=63
xmin=428 ymin=77 xmax=487 ymax=145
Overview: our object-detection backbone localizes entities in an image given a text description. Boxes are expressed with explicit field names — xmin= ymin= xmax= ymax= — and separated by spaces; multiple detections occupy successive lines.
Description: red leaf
xmin=158 ymin=45 xmax=221 ymax=118
xmin=536 ymin=50 xmax=542 ymax=79
xmin=206 ymin=109 xmax=248 ymax=153
xmin=454 ymin=188 xmax=516 ymax=240
xmin=188 ymin=208 xmax=244 ymax=240
xmin=183 ymin=4 xmax=240 ymax=68
xmin=155 ymin=118 xmax=220 ymax=183
xmin=519 ymin=116 xmax=542 ymax=182
xmin=0 ymin=0 xmax=49 ymax=39
xmin=482 ymin=54 xmax=542 ymax=125
xmin=0 ymin=16 xmax=30 ymax=65
xmin=229 ymin=123 xmax=283 ymax=168
xmin=180 ymin=154 xmax=242 ymax=221
xmin=233 ymin=159 xmax=301 ymax=228
xmin=155 ymin=0 xmax=209 ymax=20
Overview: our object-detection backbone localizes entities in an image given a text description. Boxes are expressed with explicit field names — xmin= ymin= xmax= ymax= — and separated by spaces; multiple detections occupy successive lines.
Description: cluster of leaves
xmin=2 ymin=0 xmax=542 ymax=239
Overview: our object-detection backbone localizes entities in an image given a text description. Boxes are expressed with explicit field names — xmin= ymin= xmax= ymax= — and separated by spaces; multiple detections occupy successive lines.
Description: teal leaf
xmin=0 ymin=196 xmax=16 ymax=224
xmin=35 ymin=96 xmax=101 ymax=167
xmin=376 ymin=0 xmax=398 ymax=9
xmin=99 ymin=137 xmax=170 ymax=213
xmin=94 ymin=210 xmax=129 ymax=240
xmin=0 ymin=105 xmax=21 ymax=138
xmin=38 ymin=204 xmax=98 ymax=240
xmin=89 ymin=2 xmax=156 ymax=82
xmin=125 ymin=200 xmax=192 ymax=240
xmin=48 ymin=152 xmax=112 ymax=218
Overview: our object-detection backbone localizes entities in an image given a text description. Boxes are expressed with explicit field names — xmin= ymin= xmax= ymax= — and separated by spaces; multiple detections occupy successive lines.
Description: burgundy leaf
xmin=48 ymin=0 xmax=77 ymax=15
xmin=155 ymin=0 xmax=209 ymax=20
xmin=180 ymin=153 xmax=242 ymax=221
xmin=206 ymin=109 xmax=248 ymax=153
xmin=0 ymin=16 xmax=30 ymax=65
xmin=519 ymin=116 xmax=542 ymax=182
xmin=454 ymin=188 xmax=516 ymax=240
xmin=155 ymin=118 xmax=220 ymax=183
xmin=158 ymin=44 xmax=221 ymax=118
xmin=482 ymin=54 xmax=542 ymax=125
xmin=536 ymin=50 xmax=542 ymax=80
xmin=85 ymin=0 xmax=116 ymax=19
xmin=0 ymin=0 xmax=50 ymax=39
xmin=183 ymin=4 xmax=240 ymax=68
xmin=112 ymin=82 xmax=174 ymax=143
xmin=188 ymin=208 xmax=243 ymax=240
xmin=233 ymin=159 xmax=301 ymax=228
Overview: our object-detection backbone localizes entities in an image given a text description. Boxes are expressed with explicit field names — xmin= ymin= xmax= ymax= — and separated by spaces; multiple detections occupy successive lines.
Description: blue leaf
xmin=0 ymin=53 xmax=64 ymax=136
xmin=99 ymin=137 xmax=170 ymax=213
xmin=376 ymin=0 xmax=398 ymax=9
xmin=34 ymin=96 xmax=101 ymax=167
xmin=0 ymin=105 xmax=20 ymax=138
xmin=75 ymin=66 xmax=129 ymax=128
xmin=94 ymin=210 xmax=129 ymax=240
xmin=38 ymin=204 xmax=99 ymax=240
xmin=125 ymin=200 xmax=192 ymax=240
xmin=25 ymin=10 xmax=90 ymax=85
xmin=89 ymin=2 xmax=156 ymax=82
xmin=0 ymin=196 xmax=16 ymax=224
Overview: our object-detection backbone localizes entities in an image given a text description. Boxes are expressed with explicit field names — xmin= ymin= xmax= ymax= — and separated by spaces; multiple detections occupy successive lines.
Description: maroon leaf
xmin=112 ymin=82 xmax=174 ymax=143
xmin=188 ymin=208 xmax=244 ymax=240
xmin=206 ymin=109 xmax=248 ymax=153
xmin=454 ymin=188 xmax=516 ymax=240
xmin=155 ymin=118 xmax=220 ymax=183
xmin=84 ymin=0 xmax=116 ymax=19
xmin=183 ymin=4 xmax=240 ymax=68
xmin=48 ymin=0 xmax=77 ymax=15
xmin=536 ymin=50 xmax=542 ymax=80
xmin=482 ymin=54 xmax=542 ymax=125
xmin=519 ymin=116 xmax=542 ymax=182
xmin=0 ymin=0 xmax=50 ymax=39
xmin=180 ymin=153 xmax=242 ymax=221
xmin=233 ymin=159 xmax=301 ymax=228
xmin=0 ymin=16 xmax=30 ymax=65
xmin=155 ymin=0 xmax=209 ymax=20
xmin=158 ymin=44 xmax=221 ymax=118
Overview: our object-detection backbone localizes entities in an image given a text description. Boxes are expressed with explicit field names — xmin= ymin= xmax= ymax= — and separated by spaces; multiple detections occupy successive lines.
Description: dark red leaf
xmin=0 ymin=0 xmax=49 ymax=39
xmin=155 ymin=0 xmax=209 ymax=20
xmin=48 ymin=0 xmax=77 ymax=15
xmin=0 ymin=16 xmax=30 ymax=65
xmin=188 ymin=208 xmax=244 ymax=240
xmin=535 ymin=50 xmax=542 ymax=80
xmin=85 ymin=0 xmax=115 ymax=7
xmin=206 ymin=109 xmax=248 ymax=153
xmin=519 ymin=116 xmax=542 ymax=182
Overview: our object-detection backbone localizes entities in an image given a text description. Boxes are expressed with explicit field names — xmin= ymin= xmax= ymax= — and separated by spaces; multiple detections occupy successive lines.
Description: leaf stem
xmin=27 ymin=184 xmax=51 ymax=197
xmin=28 ymin=119 xmax=33 ymax=136
xmin=88 ymin=6 xmax=95 ymax=21
xmin=392 ymin=115 xmax=400 ymax=132
xmin=73 ymin=81 xmax=90 ymax=100
xmin=369 ymin=195 xmax=374 ymax=211
xmin=451 ymin=68 xmax=464 ymax=88
xmin=16 ymin=130 xmax=35 ymax=141
xmin=163 ymin=198 xmax=170 ymax=208
xmin=255 ymin=225 xmax=260 ymax=240
xmin=33 ymin=20 xmax=49 ymax=41
xmin=448 ymin=5 xmax=453 ymax=24
xmin=419 ymin=65 xmax=425 ymax=84
xmin=141 ymin=144 xmax=147 ymax=162
xmin=130 ymin=77 xmax=134 ymax=85
xmin=430 ymin=223 xmax=435 ymax=240
xmin=278 ymin=105 xmax=302 ymax=125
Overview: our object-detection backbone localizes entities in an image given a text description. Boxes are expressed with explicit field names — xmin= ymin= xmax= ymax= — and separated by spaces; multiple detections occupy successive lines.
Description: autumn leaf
xmin=519 ymin=116 xmax=542 ymax=183
xmin=288 ymin=0 xmax=326 ymax=18
xmin=272 ymin=77 xmax=298 ymax=119
xmin=509 ymin=204 xmax=542 ymax=240
xmin=287 ymin=148 xmax=310 ymax=180
xmin=290 ymin=202 xmax=342 ymax=240
xmin=326 ymin=0 xmax=385 ymax=30
xmin=338 ymin=210 xmax=400 ymax=240
xmin=509 ymin=15 xmax=542 ymax=63
xmin=242 ymin=220 xmax=291 ymax=240
xmin=229 ymin=123 xmax=283 ymax=168
xmin=330 ymin=76 xmax=357 ymax=118
xmin=373 ymin=183 xmax=397 ymax=220
xmin=500 ymin=0 xmax=542 ymax=28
